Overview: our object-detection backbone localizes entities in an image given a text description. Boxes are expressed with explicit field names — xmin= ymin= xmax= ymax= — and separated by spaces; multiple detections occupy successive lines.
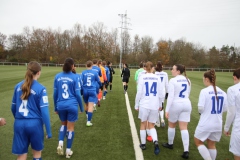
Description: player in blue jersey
xmin=81 ymin=61 xmax=102 ymax=126
xmin=224 ymin=68 xmax=240 ymax=160
xmin=135 ymin=61 xmax=164 ymax=155
xmin=107 ymin=61 xmax=115 ymax=91
xmin=194 ymin=69 xmax=227 ymax=160
xmin=92 ymin=59 xmax=102 ymax=108
xmin=54 ymin=58 xmax=84 ymax=158
xmin=11 ymin=61 xmax=52 ymax=160
xmin=162 ymin=64 xmax=191 ymax=159
xmin=102 ymin=61 xmax=110 ymax=100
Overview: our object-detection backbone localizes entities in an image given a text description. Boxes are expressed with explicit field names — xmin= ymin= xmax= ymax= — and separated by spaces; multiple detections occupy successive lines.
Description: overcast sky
xmin=0 ymin=0 xmax=240 ymax=49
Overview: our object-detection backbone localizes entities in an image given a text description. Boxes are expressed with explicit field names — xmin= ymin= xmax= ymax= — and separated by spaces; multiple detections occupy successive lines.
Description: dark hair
xmin=86 ymin=60 xmax=93 ymax=67
xmin=155 ymin=61 xmax=163 ymax=72
xmin=97 ymin=59 xmax=102 ymax=66
xmin=92 ymin=59 xmax=98 ymax=64
xmin=139 ymin=62 xmax=144 ymax=68
xmin=107 ymin=61 xmax=111 ymax=65
xmin=233 ymin=67 xmax=240 ymax=79
xmin=21 ymin=61 xmax=41 ymax=100
xmin=204 ymin=69 xmax=218 ymax=100
xmin=145 ymin=61 xmax=153 ymax=73
xmin=175 ymin=64 xmax=190 ymax=85
xmin=63 ymin=58 xmax=74 ymax=72
xmin=124 ymin=63 xmax=128 ymax=68
xmin=102 ymin=61 xmax=106 ymax=66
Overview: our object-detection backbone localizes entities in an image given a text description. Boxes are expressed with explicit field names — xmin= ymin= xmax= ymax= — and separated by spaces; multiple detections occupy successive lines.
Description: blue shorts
xmin=83 ymin=89 xmax=97 ymax=103
xmin=12 ymin=119 xmax=44 ymax=154
xmin=58 ymin=106 xmax=78 ymax=122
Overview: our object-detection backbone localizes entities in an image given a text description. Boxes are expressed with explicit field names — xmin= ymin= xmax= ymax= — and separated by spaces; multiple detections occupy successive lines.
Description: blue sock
xmin=33 ymin=158 xmax=42 ymax=160
xmin=103 ymin=91 xmax=106 ymax=96
xmin=67 ymin=131 xmax=75 ymax=149
xmin=59 ymin=125 xmax=67 ymax=141
xmin=85 ymin=110 xmax=88 ymax=115
xmin=87 ymin=112 xmax=93 ymax=121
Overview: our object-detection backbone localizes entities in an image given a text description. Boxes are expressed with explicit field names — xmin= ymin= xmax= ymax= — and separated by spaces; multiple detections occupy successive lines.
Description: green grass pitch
xmin=0 ymin=66 xmax=234 ymax=160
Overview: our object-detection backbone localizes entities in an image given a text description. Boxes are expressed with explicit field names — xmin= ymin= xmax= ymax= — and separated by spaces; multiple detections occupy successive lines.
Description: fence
xmin=0 ymin=62 xmax=236 ymax=72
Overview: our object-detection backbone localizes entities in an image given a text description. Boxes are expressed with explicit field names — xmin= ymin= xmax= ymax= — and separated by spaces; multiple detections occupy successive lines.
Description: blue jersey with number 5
xmin=11 ymin=80 xmax=49 ymax=119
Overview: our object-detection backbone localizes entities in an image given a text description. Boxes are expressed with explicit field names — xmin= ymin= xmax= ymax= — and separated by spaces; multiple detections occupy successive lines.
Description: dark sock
xmin=110 ymin=84 xmax=112 ymax=90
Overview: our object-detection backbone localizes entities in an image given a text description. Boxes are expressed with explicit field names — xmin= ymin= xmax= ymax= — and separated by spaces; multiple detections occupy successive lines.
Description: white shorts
xmin=194 ymin=129 xmax=222 ymax=142
xmin=229 ymin=131 xmax=240 ymax=156
xmin=138 ymin=107 xmax=158 ymax=123
xmin=168 ymin=101 xmax=192 ymax=123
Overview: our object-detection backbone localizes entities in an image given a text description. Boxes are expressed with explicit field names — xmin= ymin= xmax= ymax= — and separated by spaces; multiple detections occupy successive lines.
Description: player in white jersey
xmin=194 ymin=69 xmax=227 ymax=160
xmin=162 ymin=64 xmax=191 ymax=159
xmin=224 ymin=68 xmax=240 ymax=160
xmin=154 ymin=61 xmax=168 ymax=127
xmin=135 ymin=61 xmax=164 ymax=155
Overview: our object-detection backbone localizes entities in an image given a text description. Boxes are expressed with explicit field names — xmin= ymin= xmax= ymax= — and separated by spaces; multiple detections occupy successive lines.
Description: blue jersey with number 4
xmin=11 ymin=80 xmax=49 ymax=119
xmin=54 ymin=72 xmax=81 ymax=110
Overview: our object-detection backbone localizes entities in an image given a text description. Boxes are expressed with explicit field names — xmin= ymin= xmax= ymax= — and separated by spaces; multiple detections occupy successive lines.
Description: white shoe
xmin=57 ymin=145 xmax=64 ymax=155
xmin=66 ymin=150 xmax=73 ymax=158
xmin=94 ymin=105 xmax=97 ymax=111
xmin=155 ymin=122 xmax=160 ymax=127
xmin=103 ymin=96 xmax=106 ymax=100
xmin=86 ymin=122 xmax=93 ymax=127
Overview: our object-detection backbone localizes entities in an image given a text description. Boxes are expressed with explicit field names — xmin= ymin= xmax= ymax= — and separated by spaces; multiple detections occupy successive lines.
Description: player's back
xmin=228 ymin=82 xmax=240 ymax=132
xmin=137 ymin=73 xmax=163 ymax=110
xmin=169 ymin=75 xmax=191 ymax=101
xmin=197 ymin=86 xmax=227 ymax=132
xmin=155 ymin=71 xmax=168 ymax=93
xmin=81 ymin=69 xmax=99 ymax=90
xmin=54 ymin=72 xmax=79 ymax=110
xmin=13 ymin=80 xmax=47 ymax=119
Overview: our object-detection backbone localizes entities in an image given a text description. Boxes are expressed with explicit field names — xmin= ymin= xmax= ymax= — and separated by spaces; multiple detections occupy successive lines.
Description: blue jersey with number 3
xmin=54 ymin=72 xmax=81 ymax=110
xmin=11 ymin=80 xmax=49 ymax=119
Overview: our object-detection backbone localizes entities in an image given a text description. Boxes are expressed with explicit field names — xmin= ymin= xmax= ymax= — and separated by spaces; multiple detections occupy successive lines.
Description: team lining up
xmin=9 ymin=58 xmax=240 ymax=160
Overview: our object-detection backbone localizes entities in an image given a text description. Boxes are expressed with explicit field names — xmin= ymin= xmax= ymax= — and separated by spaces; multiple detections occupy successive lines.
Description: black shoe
xmin=162 ymin=143 xmax=173 ymax=149
xmin=97 ymin=100 xmax=100 ymax=107
xmin=181 ymin=151 xmax=189 ymax=159
xmin=139 ymin=144 xmax=146 ymax=150
xmin=154 ymin=141 xmax=160 ymax=155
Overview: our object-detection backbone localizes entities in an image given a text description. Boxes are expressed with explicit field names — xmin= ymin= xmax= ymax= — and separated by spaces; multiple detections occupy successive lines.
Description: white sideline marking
xmin=124 ymin=92 xmax=144 ymax=160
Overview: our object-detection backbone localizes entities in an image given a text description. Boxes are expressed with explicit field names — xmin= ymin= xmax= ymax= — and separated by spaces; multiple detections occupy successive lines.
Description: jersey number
xmin=145 ymin=82 xmax=157 ymax=96
xmin=179 ymin=84 xmax=187 ymax=98
xmin=62 ymin=84 xmax=69 ymax=99
xmin=19 ymin=100 xmax=29 ymax=116
xmin=211 ymin=96 xmax=224 ymax=114
xmin=87 ymin=77 xmax=91 ymax=86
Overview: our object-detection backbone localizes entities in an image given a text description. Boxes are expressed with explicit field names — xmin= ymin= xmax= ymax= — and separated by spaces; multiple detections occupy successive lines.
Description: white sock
xmin=160 ymin=110 xmax=164 ymax=121
xmin=181 ymin=130 xmax=189 ymax=152
xmin=156 ymin=112 xmax=160 ymax=123
xmin=59 ymin=140 xmax=63 ymax=146
xmin=66 ymin=148 xmax=71 ymax=154
xmin=198 ymin=145 xmax=211 ymax=160
xmin=208 ymin=149 xmax=217 ymax=160
xmin=168 ymin=127 xmax=175 ymax=144
xmin=150 ymin=128 xmax=158 ymax=142
xmin=140 ymin=130 xmax=146 ymax=144
xmin=146 ymin=129 xmax=150 ymax=136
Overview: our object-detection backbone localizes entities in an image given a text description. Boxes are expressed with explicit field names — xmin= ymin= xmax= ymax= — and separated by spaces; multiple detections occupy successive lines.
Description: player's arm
xmin=53 ymin=78 xmax=58 ymax=112
xmin=134 ymin=78 xmax=143 ymax=110
xmin=197 ymin=90 xmax=205 ymax=114
xmin=165 ymin=80 xmax=174 ymax=113
xmin=75 ymin=79 xmax=84 ymax=112
xmin=40 ymin=89 xmax=52 ymax=138
xmin=224 ymin=87 xmax=236 ymax=133
xmin=158 ymin=79 xmax=165 ymax=110
xmin=11 ymin=87 xmax=17 ymax=117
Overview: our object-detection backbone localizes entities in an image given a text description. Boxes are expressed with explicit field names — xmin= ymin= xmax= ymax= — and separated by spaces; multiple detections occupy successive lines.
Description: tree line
xmin=0 ymin=22 xmax=239 ymax=68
